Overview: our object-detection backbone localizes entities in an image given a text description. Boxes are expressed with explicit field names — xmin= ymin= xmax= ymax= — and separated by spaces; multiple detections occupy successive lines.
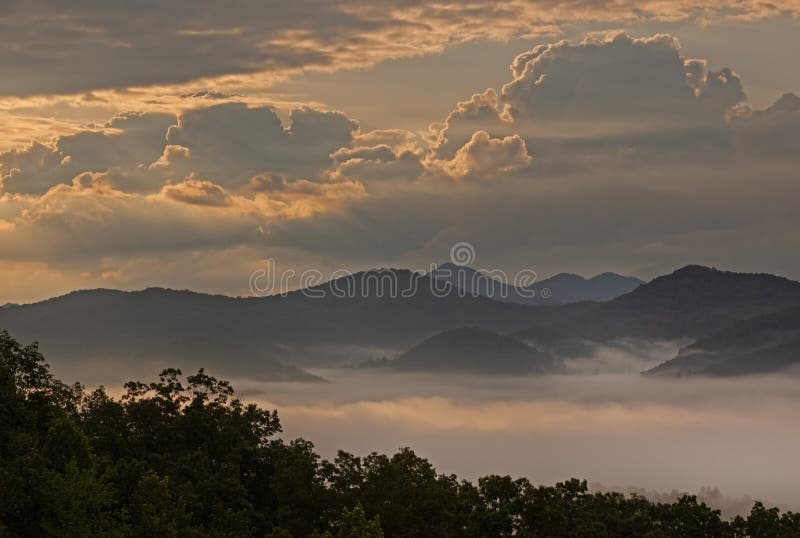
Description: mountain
xmin=512 ymin=325 xmax=595 ymax=358
xmin=430 ymin=263 xmax=643 ymax=305
xmin=0 ymin=287 xmax=319 ymax=382
xmin=4 ymin=265 xmax=800 ymax=381
xmin=0 ymin=269 xmax=552 ymax=381
xmin=514 ymin=265 xmax=800 ymax=342
xmin=646 ymin=305 xmax=800 ymax=376
xmin=595 ymin=265 xmax=800 ymax=339
xmin=273 ymin=269 xmax=558 ymax=347
xmin=533 ymin=271 xmax=645 ymax=303
xmin=388 ymin=327 xmax=559 ymax=374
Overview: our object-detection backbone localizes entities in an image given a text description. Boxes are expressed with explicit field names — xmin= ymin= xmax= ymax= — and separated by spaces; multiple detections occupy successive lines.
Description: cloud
xmin=248 ymin=176 xmax=367 ymax=219
xmin=0 ymin=172 xmax=365 ymax=265
xmin=1 ymin=102 xmax=361 ymax=197
xmin=437 ymin=131 xmax=533 ymax=181
xmin=431 ymin=89 xmax=512 ymax=160
xmin=0 ymin=112 xmax=175 ymax=194
xmin=2 ymin=31 xmax=800 ymax=298
xmin=269 ymin=33 xmax=800 ymax=275
xmin=162 ymin=103 xmax=358 ymax=185
xmin=0 ymin=176 xmax=259 ymax=262
xmin=161 ymin=179 xmax=233 ymax=207
xmin=0 ymin=99 xmax=369 ymax=285
xmin=431 ymin=32 xmax=748 ymax=170
xmin=732 ymin=92 xmax=800 ymax=158
xmin=179 ymin=90 xmax=237 ymax=100
xmin=1 ymin=1 xmax=797 ymax=98
xmin=328 ymin=144 xmax=426 ymax=185
xmin=500 ymin=32 xmax=745 ymax=125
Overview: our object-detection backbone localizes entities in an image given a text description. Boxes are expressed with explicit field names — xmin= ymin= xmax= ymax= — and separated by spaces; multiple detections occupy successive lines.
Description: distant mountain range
xmin=2 ymin=265 xmax=800 ymax=380
xmin=0 ymin=270 xmax=548 ymax=381
xmin=430 ymin=263 xmax=643 ymax=304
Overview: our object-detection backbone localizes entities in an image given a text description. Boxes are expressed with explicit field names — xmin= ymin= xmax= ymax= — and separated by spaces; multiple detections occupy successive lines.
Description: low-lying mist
xmin=236 ymin=374 xmax=800 ymax=515
xmin=66 ymin=339 xmax=800 ymax=516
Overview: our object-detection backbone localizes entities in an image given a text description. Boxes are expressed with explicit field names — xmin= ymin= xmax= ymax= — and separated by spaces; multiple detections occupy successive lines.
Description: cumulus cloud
xmin=431 ymin=89 xmax=512 ymax=160
xmin=339 ymin=31 xmax=759 ymax=187
xmin=0 ymin=101 xmax=368 ymax=269
xmin=162 ymin=103 xmax=357 ymax=185
xmin=328 ymin=144 xmax=426 ymax=185
xmin=431 ymin=32 xmax=749 ymax=169
xmin=437 ymin=131 xmax=533 ymax=181
xmin=500 ymin=32 xmax=745 ymax=124
xmin=0 ymin=112 xmax=175 ymax=194
xmin=2 ymin=102 xmax=362 ymax=197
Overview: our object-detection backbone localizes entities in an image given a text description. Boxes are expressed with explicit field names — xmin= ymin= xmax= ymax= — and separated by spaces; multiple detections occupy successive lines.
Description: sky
xmin=1 ymin=1 xmax=800 ymax=303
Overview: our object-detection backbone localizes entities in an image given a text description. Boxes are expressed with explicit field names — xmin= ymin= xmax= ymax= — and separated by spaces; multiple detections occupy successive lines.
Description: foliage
xmin=1 ymin=330 xmax=799 ymax=537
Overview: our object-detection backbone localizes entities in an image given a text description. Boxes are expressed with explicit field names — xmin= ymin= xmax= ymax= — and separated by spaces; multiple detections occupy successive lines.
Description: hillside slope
xmin=646 ymin=305 xmax=800 ymax=376
xmin=389 ymin=327 xmax=559 ymax=374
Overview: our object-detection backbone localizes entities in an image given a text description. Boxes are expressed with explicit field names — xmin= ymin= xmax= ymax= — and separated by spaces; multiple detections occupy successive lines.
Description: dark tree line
xmin=1 ymin=331 xmax=799 ymax=537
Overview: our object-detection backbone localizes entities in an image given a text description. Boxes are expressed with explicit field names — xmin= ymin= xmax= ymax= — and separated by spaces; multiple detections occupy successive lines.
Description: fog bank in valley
xmin=77 ymin=339 xmax=800 ymax=516
xmin=233 ymin=359 xmax=800 ymax=515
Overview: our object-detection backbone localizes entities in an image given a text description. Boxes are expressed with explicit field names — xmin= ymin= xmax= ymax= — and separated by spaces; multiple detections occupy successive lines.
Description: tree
xmin=335 ymin=504 xmax=383 ymax=538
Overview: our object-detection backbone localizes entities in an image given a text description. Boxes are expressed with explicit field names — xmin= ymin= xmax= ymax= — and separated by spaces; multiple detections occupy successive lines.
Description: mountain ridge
xmin=430 ymin=263 xmax=643 ymax=305
xmin=3 ymin=265 xmax=800 ymax=379
xmin=646 ymin=304 xmax=800 ymax=376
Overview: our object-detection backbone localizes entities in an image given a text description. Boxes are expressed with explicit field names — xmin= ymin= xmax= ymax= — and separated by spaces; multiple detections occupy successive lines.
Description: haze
xmin=58 ymin=340 xmax=799 ymax=515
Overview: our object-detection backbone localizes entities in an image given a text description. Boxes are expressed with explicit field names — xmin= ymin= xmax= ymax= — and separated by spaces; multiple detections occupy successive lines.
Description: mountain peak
xmin=435 ymin=262 xmax=474 ymax=271
xmin=390 ymin=327 xmax=558 ymax=374
xmin=668 ymin=264 xmax=717 ymax=277
xmin=429 ymin=265 xmax=642 ymax=304
xmin=611 ymin=265 xmax=800 ymax=328
xmin=589 ymin=272 xmax=643 ymax=283
xmin=543 ymin=273 xmax=586 ymax=284
xmin=767 ymin=92 xmax=800 ymax=114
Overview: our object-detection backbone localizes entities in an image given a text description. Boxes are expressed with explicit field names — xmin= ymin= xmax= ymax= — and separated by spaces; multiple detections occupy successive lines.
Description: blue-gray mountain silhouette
xmin=515 ymin=265 xmax=800 ymax=342
xmin=430 ymin=263 xmax=643 ymax=304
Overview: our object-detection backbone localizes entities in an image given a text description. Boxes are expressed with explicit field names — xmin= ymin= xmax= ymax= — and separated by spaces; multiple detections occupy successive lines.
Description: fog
xmin=65 ymin=338 xmax=800 ymax=517
xmin=232 ymin=366 xmax=800 ymax=516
